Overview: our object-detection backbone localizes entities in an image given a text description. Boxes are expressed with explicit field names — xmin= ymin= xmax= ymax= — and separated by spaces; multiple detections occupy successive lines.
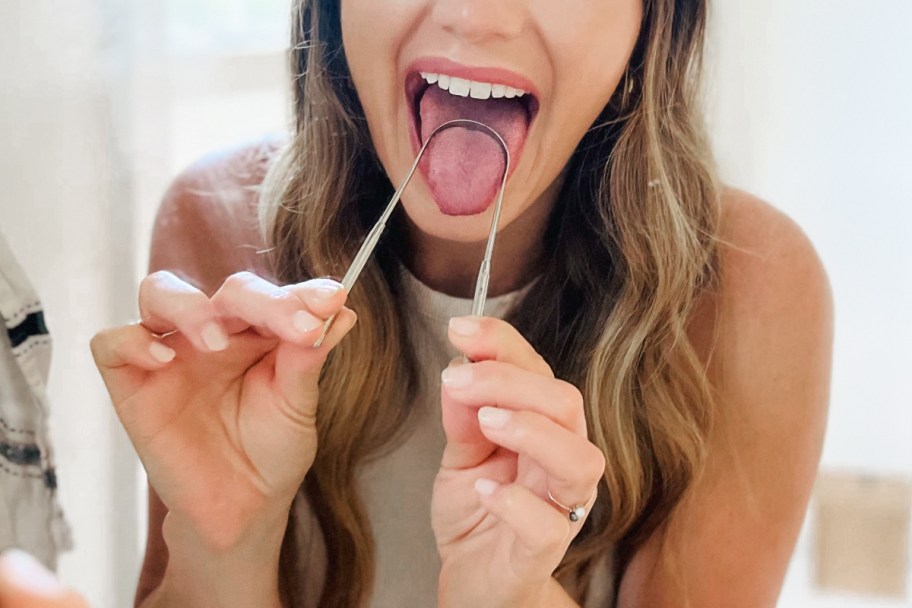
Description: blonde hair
xmin=261 ymin=0 xmax=720 ymax=605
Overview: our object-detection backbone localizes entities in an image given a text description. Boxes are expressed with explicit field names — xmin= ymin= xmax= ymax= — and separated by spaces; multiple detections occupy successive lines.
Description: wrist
xmin=439 ymin=575 xmax=575 ymax=608
xmin=502 ymin=578 xmax=577 ymax=608
xmin=157 ymin=506 xmax=290 ymax=608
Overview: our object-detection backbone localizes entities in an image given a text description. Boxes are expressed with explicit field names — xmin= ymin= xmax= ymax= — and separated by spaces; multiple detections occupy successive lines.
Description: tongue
xmin=419 ymin=86 xmax=528 ymax=216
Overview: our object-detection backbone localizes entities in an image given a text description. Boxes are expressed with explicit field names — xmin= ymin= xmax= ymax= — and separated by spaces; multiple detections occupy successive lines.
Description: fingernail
xmin=441 ymin=364 xmax=473 ymax=388
xmin=200 ymin=322 xmax=229 ymax=352
xmin=478 ymin=406 xmax=511 ymax=429
xmin=149 ymin=342 xmax=176 ymax=363
xmin=449 ymin=317 xmax=479 ymax=337
xmin=0 ymin=549 xmax=65 ymax=593
xmin=314 ymin=282 xmax=344 ymax=301
xmin=293 ymin=310 xmax=323 ymax=334
xmin=474 ymin=478 xmax=500 ymax=497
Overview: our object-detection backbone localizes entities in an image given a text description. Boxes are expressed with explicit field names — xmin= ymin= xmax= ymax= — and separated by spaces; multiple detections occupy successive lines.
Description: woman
xmin=91 ymin=0 xmax=833 ymax=606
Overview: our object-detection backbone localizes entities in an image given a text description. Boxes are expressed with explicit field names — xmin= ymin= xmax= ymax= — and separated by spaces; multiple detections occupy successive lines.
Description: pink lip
xmin=403 ymin=57 xmax=540 ymax=197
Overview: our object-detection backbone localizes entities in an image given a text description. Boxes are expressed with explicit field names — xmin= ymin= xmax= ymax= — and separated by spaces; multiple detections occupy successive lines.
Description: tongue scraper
xmin=312 ymin=119 xmax=511 ymax=350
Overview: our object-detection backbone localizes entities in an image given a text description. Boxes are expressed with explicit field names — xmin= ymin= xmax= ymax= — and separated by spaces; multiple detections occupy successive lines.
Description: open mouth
xmin=405 ymin=69 xmax=540 ymax=216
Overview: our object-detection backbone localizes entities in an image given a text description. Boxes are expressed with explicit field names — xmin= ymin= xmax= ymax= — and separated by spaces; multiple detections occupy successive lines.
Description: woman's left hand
xmin=432 ymin=316 xmax=606 ymax=608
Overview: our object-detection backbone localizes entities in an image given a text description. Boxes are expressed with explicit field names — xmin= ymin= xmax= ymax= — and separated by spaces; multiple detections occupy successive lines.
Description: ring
xmin=547 ymin=489 xmax=592 ymax=523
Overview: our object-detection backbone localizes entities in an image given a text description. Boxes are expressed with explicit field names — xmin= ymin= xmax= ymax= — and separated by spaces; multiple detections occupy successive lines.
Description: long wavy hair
xmin=260 ymin=0 xmax=720 ymax=605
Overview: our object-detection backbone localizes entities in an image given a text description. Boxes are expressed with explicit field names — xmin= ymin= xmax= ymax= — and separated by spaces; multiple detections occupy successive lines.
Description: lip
xmin=403 ymin=57 xmax=541 ymax=195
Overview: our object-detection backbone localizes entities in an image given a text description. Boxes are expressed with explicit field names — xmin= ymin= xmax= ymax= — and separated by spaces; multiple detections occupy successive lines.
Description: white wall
xmin=707 ymin=3 xmax=912 ymax=604
xmin=1 ymin=2 xmax=287 ymax=604
xmin=707 ymin=0 xmax=912 ymax=477
xmin=0 ymin=1 xmax=140 ymax=606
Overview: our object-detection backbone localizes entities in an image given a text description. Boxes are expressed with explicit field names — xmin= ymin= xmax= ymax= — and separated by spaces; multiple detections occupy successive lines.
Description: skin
xmin=342 ymin=0 xmax=642 ymax=295
xmin=84 ymin=2 xmax=832 ymax=608
xmin=0 ymin=551 xmax=87 ymax=608
xmin=101 ymin=154 xmax=830 ymax=608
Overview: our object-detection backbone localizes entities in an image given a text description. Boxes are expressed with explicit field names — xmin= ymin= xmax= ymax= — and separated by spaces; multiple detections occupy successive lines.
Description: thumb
xmin=273 ymin=307 xmax=358 ymax=412
xmin=440 ymin=359 xmax=497 ymax=470
xmin=0 ymin=550 xmax=89 ymax=608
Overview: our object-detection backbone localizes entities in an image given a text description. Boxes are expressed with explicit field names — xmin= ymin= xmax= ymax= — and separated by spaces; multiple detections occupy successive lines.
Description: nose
xmin=430 ymin=0 xmax=526 ymax=43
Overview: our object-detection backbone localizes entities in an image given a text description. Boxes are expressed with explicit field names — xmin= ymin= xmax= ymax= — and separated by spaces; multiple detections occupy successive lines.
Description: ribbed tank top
xmin=290 ymin=265 xmax=613 ymax=607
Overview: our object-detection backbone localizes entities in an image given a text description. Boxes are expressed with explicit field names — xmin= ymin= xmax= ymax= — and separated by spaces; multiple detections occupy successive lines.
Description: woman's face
xmin=341 ymin=0 xmax=642 ymax=243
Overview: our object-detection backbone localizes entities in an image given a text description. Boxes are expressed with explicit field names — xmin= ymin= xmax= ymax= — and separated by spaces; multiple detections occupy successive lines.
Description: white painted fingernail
xmin=441 ymin=365 xmax=472 ymax=388
xmin=149 ymin=342 xmax=176 ymax=363
xmin=478 ymin=406 xmax=511 ymax=429
xmin=314 ymin=283 xmax=344 ymax=301
xmin=293 ymin=310 xmax=323 ymax=334
xmin=449 ymin=317 xmax=480 ymax=337
xmin=200 ymin=322 xmax=229 ymax=352
xmin=474 ymin=478 xmax=500 ymax=496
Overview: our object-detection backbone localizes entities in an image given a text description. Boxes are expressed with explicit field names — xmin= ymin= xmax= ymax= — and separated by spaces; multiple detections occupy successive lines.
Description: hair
xmin=260 ymin=0 xmax=720 ymax=605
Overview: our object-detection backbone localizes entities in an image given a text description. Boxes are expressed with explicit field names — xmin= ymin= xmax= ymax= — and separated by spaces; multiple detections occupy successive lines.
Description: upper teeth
xmin=420 ymin=72 xmax=527 ymax=100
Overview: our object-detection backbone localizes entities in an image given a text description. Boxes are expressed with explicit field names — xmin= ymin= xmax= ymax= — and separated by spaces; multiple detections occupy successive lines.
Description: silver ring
xmin=547 ymin=489 xmax=592 ymax=523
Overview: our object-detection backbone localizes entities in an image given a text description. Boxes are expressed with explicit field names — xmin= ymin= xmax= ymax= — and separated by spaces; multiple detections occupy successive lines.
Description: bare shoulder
xmin=618 ymin=193 xmax=834 ymax=605
xmin=149 ymin=136 xmax=287 ymax=294
xmin=690 ymin=188 xmax=833 ymax=373
xmin=711 ymin=190 xmax=833 ymax=404
xmin=699 ymin=186 xmax=833 ymax=421
xmin=715 ymin=188 xmax=832 ymax=323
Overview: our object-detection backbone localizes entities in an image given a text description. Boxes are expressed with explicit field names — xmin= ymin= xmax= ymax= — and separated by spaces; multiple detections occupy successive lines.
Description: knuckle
xmin=534 ymin=353 xmax=555 ymax=378
xmin=267 ymin=288 xmax=299 ymax=309
xmin=147 ymin=269 xmax=177 ymax=284
xmin=558 ymin=380 xmax=584 ymax=409
xmin=88 ymin=332 xmax=107 ymax=360
xmin=223 ymin=271 xmax=257 ymax=292
xmin=584 ymin=446 xmax=607 ymax=481
xmin=555 ymin=380 xmax=584 ymax=420
xmin=139 ymin=270 xmax=173 ymax=296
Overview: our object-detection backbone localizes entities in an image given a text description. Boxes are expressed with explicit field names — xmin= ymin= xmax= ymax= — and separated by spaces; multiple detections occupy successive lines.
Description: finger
xmin=476 ymin=407 xmax=605 ymax=510
xmin=447 ymin=316 xmax=553 ymax=377
xmin=211 ymin=273 xmax=347 ymax=345
xmin=441 ymin=360 xmax=587 ymax=435
xmin=272 ymin=306 xmax=358 ymax=411
xmin=138 ymin=270 xmax=228 ymax=353
xmin=0 ymin=550 xmax=89 ymax=608
xmin=90 ymin=324 xmax=177 ymax=404
xmin=474 ymin=479 xmax=570 ymax=571
xmin=283 ymin=278 xmax=347 ymax=318
xmin=91 ymin=324 xmax=177 ymax=370
xmin=440 ymin=367 xmax=498 ymax=470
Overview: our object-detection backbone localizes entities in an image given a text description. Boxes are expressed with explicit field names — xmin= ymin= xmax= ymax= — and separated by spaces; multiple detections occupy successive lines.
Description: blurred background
xmin=0 ymin=0 xmax=910 ymax=605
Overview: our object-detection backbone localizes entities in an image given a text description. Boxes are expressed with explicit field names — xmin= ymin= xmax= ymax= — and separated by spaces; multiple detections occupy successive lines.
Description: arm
xmin=134 ymin=141 xmax=283 ymax=608
xmin=617 ymin=191 xmax=833 ymax=607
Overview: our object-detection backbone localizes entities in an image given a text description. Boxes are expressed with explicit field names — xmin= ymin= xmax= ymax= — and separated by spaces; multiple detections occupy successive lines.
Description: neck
xmin=402 ymin=180 xmax=561 ymax=298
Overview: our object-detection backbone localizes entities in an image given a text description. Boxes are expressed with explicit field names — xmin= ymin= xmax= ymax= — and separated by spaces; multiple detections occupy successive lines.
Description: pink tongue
xmin=419 ymin=86 xmax=528 ymax=216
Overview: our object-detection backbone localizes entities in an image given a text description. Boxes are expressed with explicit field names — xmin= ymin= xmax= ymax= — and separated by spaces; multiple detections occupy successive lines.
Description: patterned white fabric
xmin=0 ymin=230 xmax=71 ymax=568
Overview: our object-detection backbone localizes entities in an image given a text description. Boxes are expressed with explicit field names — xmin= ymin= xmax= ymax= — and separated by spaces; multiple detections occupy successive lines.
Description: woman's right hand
xmin=90 ymin=271 xmax=356 ymax=550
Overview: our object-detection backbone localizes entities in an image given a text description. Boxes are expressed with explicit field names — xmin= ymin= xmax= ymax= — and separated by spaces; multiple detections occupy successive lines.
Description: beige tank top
xmin=291 ymin=265 xmax=614 ymax=607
